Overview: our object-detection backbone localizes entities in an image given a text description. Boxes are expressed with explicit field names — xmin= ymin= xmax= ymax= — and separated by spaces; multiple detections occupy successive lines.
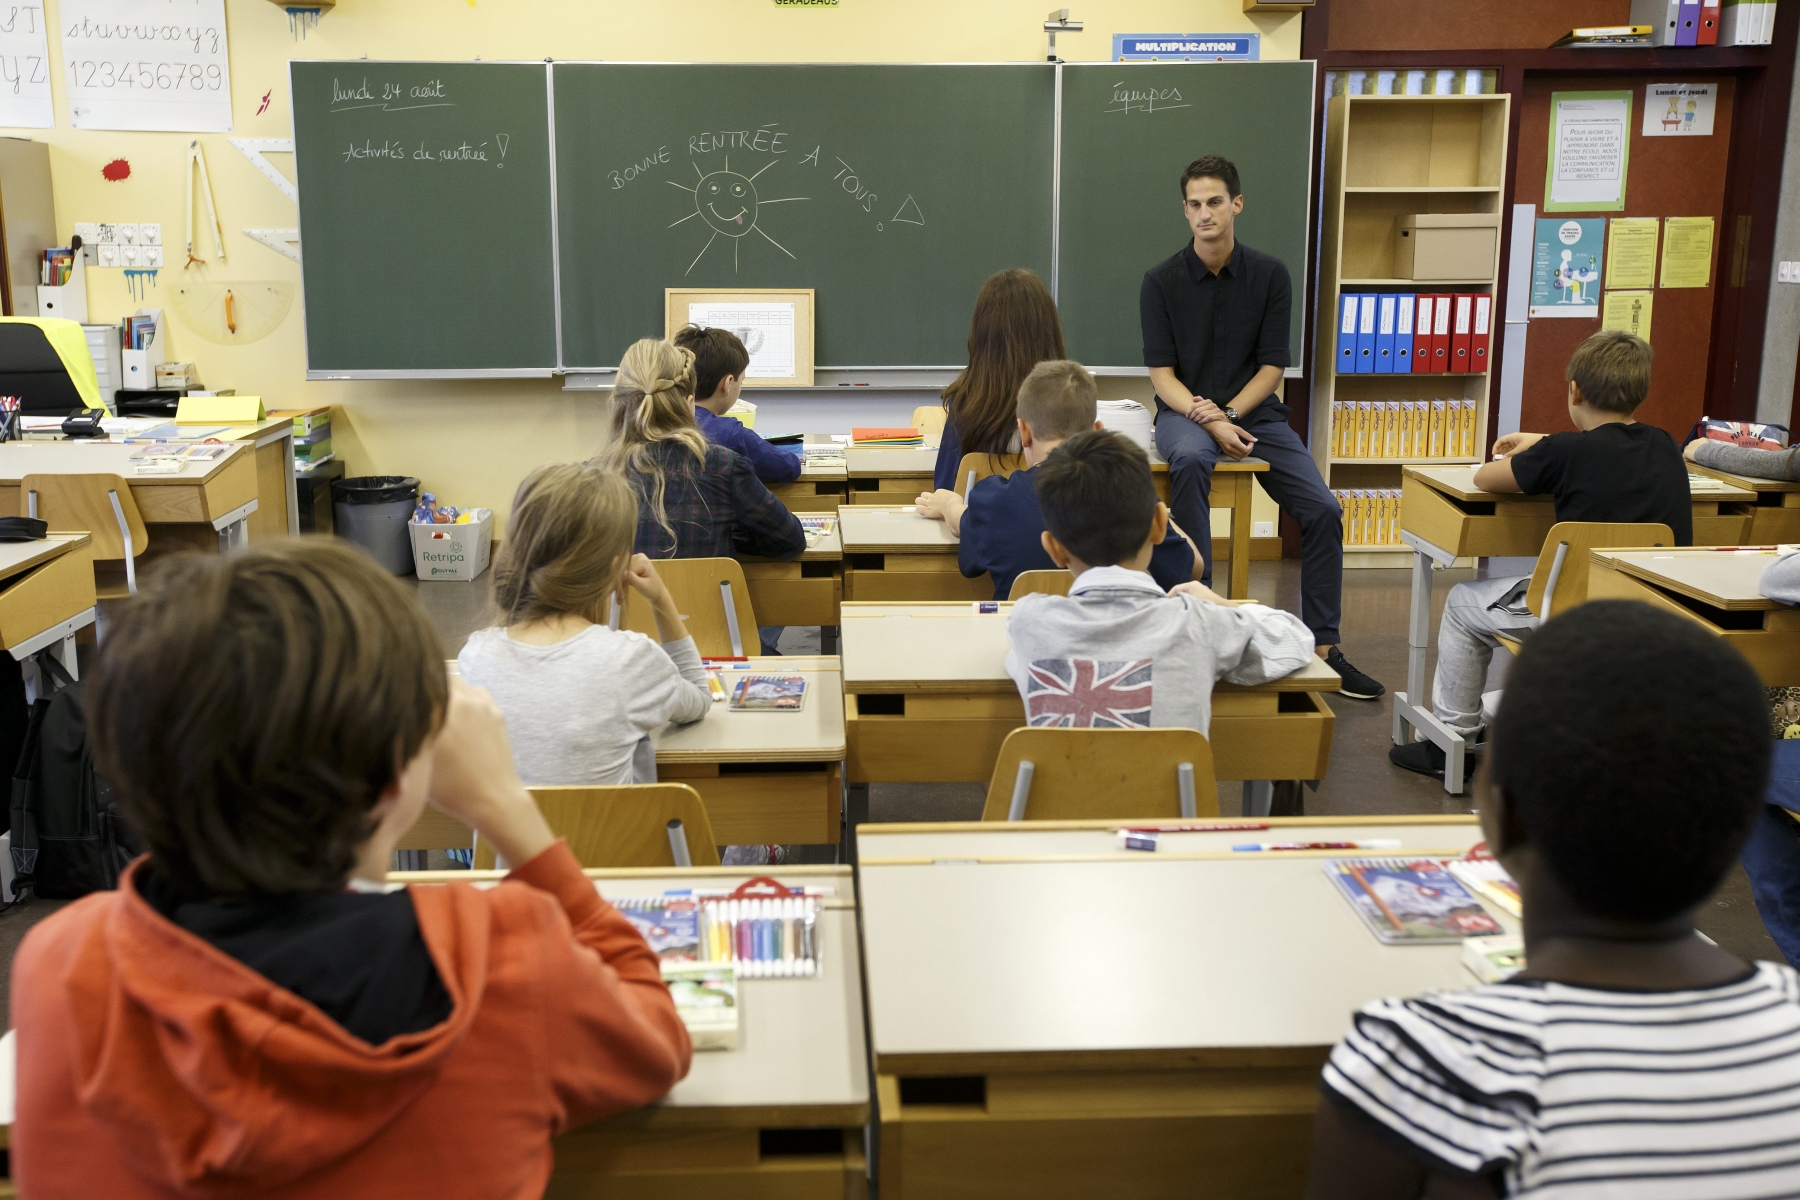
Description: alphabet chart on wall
xmin=60 ymin=0 xmax=233 ymax=132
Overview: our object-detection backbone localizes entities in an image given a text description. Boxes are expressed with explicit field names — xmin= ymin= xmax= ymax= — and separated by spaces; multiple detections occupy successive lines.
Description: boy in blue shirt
xmin=672 ymin=324 xmax=800 ymax=485
xmin=915 ymin=359 xmax=1198 ymax=600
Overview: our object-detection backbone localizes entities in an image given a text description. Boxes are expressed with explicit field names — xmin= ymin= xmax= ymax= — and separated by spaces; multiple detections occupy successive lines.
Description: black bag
xmin=9 ymin=656 xmax=138 ymax=899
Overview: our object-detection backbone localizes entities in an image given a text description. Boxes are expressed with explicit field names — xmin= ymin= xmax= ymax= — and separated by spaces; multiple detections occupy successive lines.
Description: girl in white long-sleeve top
xmin=459 ymin=462 xmax=711 ymax=786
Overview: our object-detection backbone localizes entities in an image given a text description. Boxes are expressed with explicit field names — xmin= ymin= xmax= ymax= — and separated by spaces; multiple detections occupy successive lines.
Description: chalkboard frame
xmin=290 ymin=59 xmax=1317 ymax=381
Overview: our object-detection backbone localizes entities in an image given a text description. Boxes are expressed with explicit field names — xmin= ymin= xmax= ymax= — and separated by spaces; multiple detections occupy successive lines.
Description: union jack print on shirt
xmin=1024 ymin=658 xmax=1153 ymax=728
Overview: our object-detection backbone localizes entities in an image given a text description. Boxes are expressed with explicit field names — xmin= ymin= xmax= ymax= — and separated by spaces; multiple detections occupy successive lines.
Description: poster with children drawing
xmin=1642 ymin=83 xmax=1716 ymax=137
xmin=1530 ymin=218 xmax=1605 ymax=318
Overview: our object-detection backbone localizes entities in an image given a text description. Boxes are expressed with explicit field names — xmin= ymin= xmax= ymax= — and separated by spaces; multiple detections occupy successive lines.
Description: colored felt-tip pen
xmin=1231 ymin=839 xmax=1403 ymax=852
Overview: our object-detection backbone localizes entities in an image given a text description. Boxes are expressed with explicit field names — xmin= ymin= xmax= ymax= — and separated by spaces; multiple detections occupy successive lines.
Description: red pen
xmin=1232 ymin=839 xmax=1402 ymax=853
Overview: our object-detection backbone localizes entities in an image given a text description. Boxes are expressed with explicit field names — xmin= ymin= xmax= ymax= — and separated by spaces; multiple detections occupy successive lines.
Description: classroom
xmin=1 ymin=0 xmax=1799 ymax=1195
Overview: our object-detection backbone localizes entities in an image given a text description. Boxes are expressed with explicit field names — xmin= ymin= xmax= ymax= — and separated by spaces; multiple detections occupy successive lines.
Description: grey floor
xmin=0 ymin=555 xmax=1776 ymax=1028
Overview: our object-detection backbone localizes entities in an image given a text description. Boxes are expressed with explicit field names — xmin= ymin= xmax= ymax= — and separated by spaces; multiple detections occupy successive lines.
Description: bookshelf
xmin=1312 ymin=92 xmax=1510 ymax=567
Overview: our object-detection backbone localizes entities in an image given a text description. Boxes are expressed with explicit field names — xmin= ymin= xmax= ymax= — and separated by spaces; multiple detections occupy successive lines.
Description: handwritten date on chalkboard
xmin=331 ymin=76 xmax=452 ymax=114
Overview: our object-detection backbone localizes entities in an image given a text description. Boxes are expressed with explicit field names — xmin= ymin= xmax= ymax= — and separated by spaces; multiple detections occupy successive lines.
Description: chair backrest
xmin=23 ymin=473 xmax=148 ymax=561
xmin=979 ymin=727 xmax=1219 ymax=821
xmin=474 ymin=784 xmax=721 ymax=869
xmin=1526 ymin=521 xmax=1674 ymax=619
xmin=621 ymin=557 xmax=759 ymax=658
xmin=953 ymin=451 xmax=1026 ymax=498
xmin=1007 ymin=569 xmax=1074 ymax=600
xmin=910 ymin=404 xmax=947 ymax=446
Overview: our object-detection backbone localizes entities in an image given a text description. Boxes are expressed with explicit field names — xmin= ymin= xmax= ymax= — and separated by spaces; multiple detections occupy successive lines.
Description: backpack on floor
xmin=9 ymin=655 xmax=138 ymax=899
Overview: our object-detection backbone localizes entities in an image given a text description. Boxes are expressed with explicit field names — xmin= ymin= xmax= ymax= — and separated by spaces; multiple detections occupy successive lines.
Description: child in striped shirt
xmin=1309 ymin=599 xmax=1800 ymax=1199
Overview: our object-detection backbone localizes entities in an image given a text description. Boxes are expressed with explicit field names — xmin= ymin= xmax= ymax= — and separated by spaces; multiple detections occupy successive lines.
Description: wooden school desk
xmin=0 ymin=865 xmax=870 ymax=1200
xmin=770 ymin=451 xmax=850 ymax=515
xmin=0 ymin=534 xmax=96 ymax=696
xmin=1394 ymin=465 xmax=1757 ymax=793
xmin=838 ymin=506 xmax=991 ymax=603
xmin=0 ymin=441 xmax=259 ymax=552
xmin=845 ymin=446 xmax=941 ymax=505
xmin=741 ymin=517 xmax=843 ymax=637
xmin=856 ymin=817 xmax=1501 ymax=1200
xmin=837 ymin=602 xmax=1337 ymax=824
xmin=1686 ymin=460 xmax=1800 ymax=543
xmin=656 ymin=657 xmax=848 ymax=846
xmin=219 ymin=415 xmax=302 ymax=539
xmin=1588 ymin=548 xmax=1800 ymax=684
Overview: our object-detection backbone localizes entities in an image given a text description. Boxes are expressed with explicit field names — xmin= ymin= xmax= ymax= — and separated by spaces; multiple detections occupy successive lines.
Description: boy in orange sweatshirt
xmin=12 ymin=539 xmax=692 ymax=1199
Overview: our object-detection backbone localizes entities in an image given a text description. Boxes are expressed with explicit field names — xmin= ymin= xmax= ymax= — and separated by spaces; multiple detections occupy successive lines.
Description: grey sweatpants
xmin=1431 ymin=574 xmax=1537 ymax=738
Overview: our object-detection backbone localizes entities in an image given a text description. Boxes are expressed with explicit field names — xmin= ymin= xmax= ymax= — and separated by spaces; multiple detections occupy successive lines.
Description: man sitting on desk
xmin=915 ymin=359 xmax=1198 ymax=599
xmin=1140 ymin=155 xmax=1383 ymax=701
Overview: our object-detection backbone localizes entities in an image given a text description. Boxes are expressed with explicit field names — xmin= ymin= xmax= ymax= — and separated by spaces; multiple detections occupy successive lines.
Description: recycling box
xmin=409 ymin=509 xmax=493 ymax=581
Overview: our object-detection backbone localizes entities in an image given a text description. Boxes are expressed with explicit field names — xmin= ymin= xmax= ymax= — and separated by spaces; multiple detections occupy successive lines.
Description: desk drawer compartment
xmin=846 ymin=694 xmax=1020 ymax=784
xmin=1400 ymin=477 xmax=1550 ymax=558
xmin=1210 ymin=691 xmax=1334 ymax=783
xmin=659 ymin=763 xmax=843 ymax=845
xmin=549 ymin=1125 xmax=865 ymax=1200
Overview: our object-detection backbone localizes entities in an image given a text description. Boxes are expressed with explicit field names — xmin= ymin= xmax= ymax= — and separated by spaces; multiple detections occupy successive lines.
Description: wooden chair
xmin=910 ymin=404 xmax=947 ymax=446
xmin=953 ymin=451 xmax=1026 ymax=498
xmin=474 ymin=784 xmax=721 ymax=869
xmin=1492 ymin=521 xmax=1674 ymax=656
xmin=1007 ymin=569 xmax=1074 ymax=600
xmin=979 ymin=727 xmax=1219 ymax=821
xmin=24 ymin=473 xmax=148 ymax=598
xmin=618 ymin=556 xmax=760 ymax=658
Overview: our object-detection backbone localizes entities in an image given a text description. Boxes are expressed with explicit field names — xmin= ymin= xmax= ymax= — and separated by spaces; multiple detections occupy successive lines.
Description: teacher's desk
xmin=0 ymin=441 xmax=259 ymax=552
xmin=1395 ymin=465 xmax=1757 ymax=793
xmin=856 ymin=816 xmax=1498 ymax=1200
xmin=837 ymin=601 xmax=1337 ymax=829
xmin=1588 ymin=547 xmax=1800 ymax=684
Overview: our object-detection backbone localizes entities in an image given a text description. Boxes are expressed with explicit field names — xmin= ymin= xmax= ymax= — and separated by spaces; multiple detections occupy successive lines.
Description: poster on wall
xmin=60 ymin=0 xmax=233 ymax=132
xmin=1601 ymin=291 xmax=1654 ymax=344
xmin=1642 ymin=83 xmax=1716 ymax=137
xmin=1545 ymin=91 xmax=1632 ymax=212
xmin=1529 ymin=218 xmax=1605 ymax=318
xmin=0 ymin=4 xmax=54 ymax=128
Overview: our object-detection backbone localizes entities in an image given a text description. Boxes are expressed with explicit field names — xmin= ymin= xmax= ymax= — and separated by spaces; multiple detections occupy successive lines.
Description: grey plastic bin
xmin=332 ymin=476 xmax=419 ymax=575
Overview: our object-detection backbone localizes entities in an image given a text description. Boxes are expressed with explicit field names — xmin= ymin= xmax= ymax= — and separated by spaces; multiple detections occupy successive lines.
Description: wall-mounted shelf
xmin=1330 ymin=456 xmax=1479 ymax=466
xmin=1339 ymin=277 xmax=1494 ymax=286
xmin=1342 ymin=185 xmax=1501 ymax=194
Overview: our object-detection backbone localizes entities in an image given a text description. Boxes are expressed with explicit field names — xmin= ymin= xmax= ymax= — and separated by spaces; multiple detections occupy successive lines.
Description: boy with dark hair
xmin=13 ymin=540 xmax=692 ymax=1199
xmin=1309 ymin=600 xmax=1800 ymax=1199
xmin=915 ymin=358 xmax=1197 ymax=598
xmin=1004 ymin=429 xmax=1313 ymax=733
xmin=672 ymin=323 xmax=799 ymax=484
xmin=1391 ymin=329 xmax=1690 ymax=782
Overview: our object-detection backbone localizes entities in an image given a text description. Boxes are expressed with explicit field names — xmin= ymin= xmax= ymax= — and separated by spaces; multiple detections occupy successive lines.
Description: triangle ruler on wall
xmin=170 ymin=281 xmax=296 ymax=344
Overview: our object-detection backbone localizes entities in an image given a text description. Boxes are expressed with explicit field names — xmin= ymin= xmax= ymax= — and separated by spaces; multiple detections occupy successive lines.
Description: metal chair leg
xmin=1006 ymin=760 xmax=1036 ymax=821
xmin=1178 ymin=763 xmax=1197 ymax=819
xmin=667 ymin=819 xmax=693 ymax=868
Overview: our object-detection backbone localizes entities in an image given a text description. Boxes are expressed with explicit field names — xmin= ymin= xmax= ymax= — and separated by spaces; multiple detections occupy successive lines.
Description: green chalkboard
xmin=1056 ymin=62 xmax=1316 ymax=369
xmin=553 ymin=64 xmax=1055 ymax=368
xmin=291 ymin=61 xmax=556 ymax=373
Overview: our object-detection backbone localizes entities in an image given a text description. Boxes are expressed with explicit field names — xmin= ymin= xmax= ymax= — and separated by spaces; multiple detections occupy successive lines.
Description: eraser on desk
xmin=1115 ymin=830 xmax=1159 ymax=852
xmin=972 ymin=601 xmax=999 ymax=614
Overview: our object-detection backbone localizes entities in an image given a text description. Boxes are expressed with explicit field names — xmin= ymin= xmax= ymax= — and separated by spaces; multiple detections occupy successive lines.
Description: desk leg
xmin=1391 ymin=544 xmax=1469 ymax=793
xmin=842 ymin=782 xmax=869 ymax=864
xmin=283 ymin=432 xmax=299 ymax=536
xmin=1227 ymin=475 xmax=1253 ymax=600
xmin=1242 ymin=780 xmax=1274 ymax=818
xmin=219 ymin=516 xmax=251 ymax=553
xmin=822 ymin=624 xmax=839 ymax=655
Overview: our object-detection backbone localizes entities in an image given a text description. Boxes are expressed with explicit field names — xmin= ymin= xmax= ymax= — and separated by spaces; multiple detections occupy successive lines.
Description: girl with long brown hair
xmin=931 ymin=268 xmax=1068 ymax=491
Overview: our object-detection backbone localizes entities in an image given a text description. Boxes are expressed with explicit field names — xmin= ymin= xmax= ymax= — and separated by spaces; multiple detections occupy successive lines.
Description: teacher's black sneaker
xmin=1326 ymin=647 xmax=1385 ymax=700
xmin=1389 ymin=739 xmax=1448 ymax=779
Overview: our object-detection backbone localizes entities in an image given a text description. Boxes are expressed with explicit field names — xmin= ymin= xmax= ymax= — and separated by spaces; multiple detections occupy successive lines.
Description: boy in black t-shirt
xmin=1391 ymin=330 xmax=1689 ymax=783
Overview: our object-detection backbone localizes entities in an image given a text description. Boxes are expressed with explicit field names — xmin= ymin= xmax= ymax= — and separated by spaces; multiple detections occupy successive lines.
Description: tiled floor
xmin=0 ymin=552 xmax=1774 ymax=1029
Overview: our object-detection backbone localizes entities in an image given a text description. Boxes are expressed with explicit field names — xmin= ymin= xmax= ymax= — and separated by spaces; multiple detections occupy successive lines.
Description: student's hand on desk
xmin=1206 ymin=421 xmax=1257 ymax=460
xmin=1491 ymin=431 xmax=1545 ymax=458
xmin=427 ymin=680 xmax=556 ymax=868
xmin=1171 ymin=580 xmax=1244 ymax=607
xmin=1683 ymin=437 xmax=1709 ymax=461
xmin=914 ymin=489 xmax=959 ymax=521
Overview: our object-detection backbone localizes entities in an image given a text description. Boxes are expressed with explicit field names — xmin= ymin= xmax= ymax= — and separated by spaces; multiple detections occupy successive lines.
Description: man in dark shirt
xmin=1391 ymin=329 xmax=1688 ymax=782
xmin=1140 ymin=155 xmax=1383 ymax=700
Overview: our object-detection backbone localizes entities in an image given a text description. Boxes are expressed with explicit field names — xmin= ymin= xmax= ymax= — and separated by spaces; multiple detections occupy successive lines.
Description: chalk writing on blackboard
xmin=330 ymin=76 xmax=454 ymax=114
xmin=668 ymin=157 xmax=810 ymax=275
xmin=1105 ymin=82 xmax=1190 ymax=115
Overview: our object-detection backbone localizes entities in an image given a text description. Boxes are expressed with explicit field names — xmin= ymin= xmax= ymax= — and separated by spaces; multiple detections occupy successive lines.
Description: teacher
xmin=1140 ymin=155 xmax=1383 ymax=701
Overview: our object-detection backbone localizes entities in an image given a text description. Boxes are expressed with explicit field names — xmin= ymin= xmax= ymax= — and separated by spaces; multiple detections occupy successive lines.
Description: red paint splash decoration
xmin=101 ymin=158 xmax=131 ymax=182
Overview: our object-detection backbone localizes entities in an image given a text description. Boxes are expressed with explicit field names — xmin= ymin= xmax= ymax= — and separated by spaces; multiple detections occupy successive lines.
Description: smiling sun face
xmin=698 ymin=171 xmax=757 ymax=236
xmin=668 ymin=157 xmax=810 ymax=275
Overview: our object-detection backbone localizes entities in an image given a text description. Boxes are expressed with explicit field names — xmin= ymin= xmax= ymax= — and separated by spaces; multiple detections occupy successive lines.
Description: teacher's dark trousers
xmin=1154 ymin=402 xmax=1343 ymax=646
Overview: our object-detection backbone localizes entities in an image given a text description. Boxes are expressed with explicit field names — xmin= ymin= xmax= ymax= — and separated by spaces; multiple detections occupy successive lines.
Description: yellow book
xmin=1391 ymin=490 xmax=1405 ymax=544
xmin=1461 ymin=400 xmax=1477 ymax=458
xmin=1386 ymin=489 xmax=1402 ymax=544
xmin=1335 ymin=492 xmax=1350 ymax=544
xmin=1398 ymin=402 xmax=1415 ymax=459
xmin=1345 ymin=490 xmax=1363 ymax=545
xmin=1411 ymin=401 xmax=1429 ymax=458
xmin=1352 ymin=403 xmax=1368 ymax=458
xmin=1390 ymin=402 xmax=1406 ymax=458
xmin=1340 ymin=403 xmax=1355 ymax=458
xmin=1376 ymin=402 xmax=1393 ymax=459
xmin=1429 ymin=400 xmax=1447 ymax=458
xmin=1330 ymin=403 xmax=1345 ymax=457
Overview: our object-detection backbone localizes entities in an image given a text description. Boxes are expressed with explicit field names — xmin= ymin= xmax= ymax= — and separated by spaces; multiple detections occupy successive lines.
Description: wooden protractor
xmin=170 ymin=281 xmax=295 ymax=344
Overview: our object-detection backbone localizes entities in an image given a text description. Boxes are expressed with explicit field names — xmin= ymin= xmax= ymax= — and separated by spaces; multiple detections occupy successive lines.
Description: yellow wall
xmin=6 ymin=0 xmax=1299 ymax=529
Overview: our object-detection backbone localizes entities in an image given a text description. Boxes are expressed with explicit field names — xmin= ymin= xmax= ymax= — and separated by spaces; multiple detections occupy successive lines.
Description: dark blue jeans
xmin=1154 ymin=402 xmax=1344 ymax=645
xmin=1743 ymin=806 xmax=1800 ymax=967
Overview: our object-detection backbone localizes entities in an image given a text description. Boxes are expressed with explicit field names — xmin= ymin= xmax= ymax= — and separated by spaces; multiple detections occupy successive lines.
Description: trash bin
xmin=332 ymin=476 xmax=419 ymax=575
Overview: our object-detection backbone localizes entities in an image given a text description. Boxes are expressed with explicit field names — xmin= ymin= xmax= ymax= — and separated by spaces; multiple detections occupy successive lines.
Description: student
xmin=1390 ymin=329 xmax=1690 ymax=782
xmin=13 ymin=540 xmax=692 ymax=1199
xmin=1307 ymin=600 xmax=1799 ymax=1200
xmin=931 ymin=268 xmax=1067 ymax=492
xmin=1005 ymin=429 xmax=1313 ymax=733
xmin=1685 ymin=431 xmax=1800 ymax=481
xmin=672 ymin=323 xmax=800 ymax=485
xmin=593 ymin=337 xmax=805 ymax=560
xmin=916 ymin=359 xmax=1198 ymax=599
xmin=458 ymin=462 xmax=710 ymax=785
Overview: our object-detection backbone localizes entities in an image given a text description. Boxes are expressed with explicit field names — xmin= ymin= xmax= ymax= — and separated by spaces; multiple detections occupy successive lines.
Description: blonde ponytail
xmin=594 ymin=338 xmax=708 ymax=551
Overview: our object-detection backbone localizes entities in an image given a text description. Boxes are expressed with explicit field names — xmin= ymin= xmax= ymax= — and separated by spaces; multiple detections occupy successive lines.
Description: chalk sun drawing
xmin=667 ymin=157 xmax=809 ymax=275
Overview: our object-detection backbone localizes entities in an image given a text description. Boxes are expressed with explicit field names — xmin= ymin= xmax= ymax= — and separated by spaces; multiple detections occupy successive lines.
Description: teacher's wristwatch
xmin=1221 ymin=405 xmax=1241 ymax=424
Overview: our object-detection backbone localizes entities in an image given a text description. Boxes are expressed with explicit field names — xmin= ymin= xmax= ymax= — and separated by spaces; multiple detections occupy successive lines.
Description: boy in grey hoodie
xmin=1004 ymin=429 xmax=1315 ymax=735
